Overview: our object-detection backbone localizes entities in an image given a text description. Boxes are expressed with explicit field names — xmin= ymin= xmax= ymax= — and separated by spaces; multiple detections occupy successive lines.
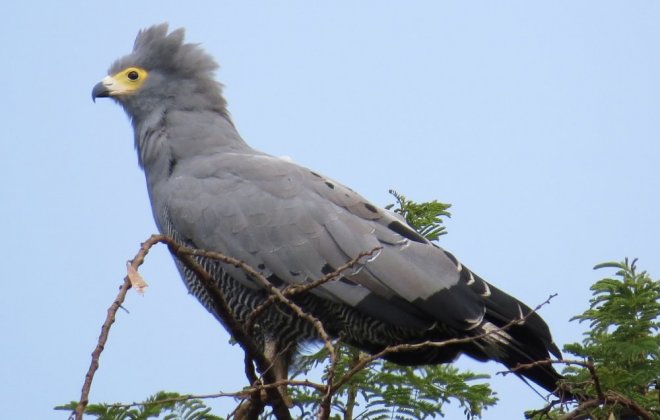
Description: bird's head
xmin=92 ymin=23 xmax=226 ymax=117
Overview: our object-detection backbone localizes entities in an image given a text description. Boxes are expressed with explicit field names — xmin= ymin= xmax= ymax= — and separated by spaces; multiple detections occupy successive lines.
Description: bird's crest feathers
xmin=111 ymin=23 xmax=218 ymax=78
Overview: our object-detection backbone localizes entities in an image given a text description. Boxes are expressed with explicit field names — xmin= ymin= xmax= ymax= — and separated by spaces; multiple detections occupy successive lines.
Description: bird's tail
xmin=465 ymin=276 xmax=569 ymax=398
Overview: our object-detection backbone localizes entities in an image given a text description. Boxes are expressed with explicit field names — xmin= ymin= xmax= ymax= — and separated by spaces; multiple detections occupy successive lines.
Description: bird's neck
xmin=134 ymin=107 xmax=250 ymax=189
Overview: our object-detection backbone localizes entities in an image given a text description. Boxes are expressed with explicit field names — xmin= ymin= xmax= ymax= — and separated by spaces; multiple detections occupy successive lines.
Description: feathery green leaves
xmin=385 ymin=190 xmax=451 ymax=242
xmin=287 ymin=343 xmax=496 ymax=420
xmin=527 ymin=259 xmax=659 ymax=419
xmin=56 ymin=392 xmax=224 ymax=420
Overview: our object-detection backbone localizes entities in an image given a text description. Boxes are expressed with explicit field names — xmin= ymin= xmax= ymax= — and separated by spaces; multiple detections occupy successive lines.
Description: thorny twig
xmin=73 ymin=235 xmax=293 ymax=420
xmin=71 ymin=235 xmax=162 ymax=420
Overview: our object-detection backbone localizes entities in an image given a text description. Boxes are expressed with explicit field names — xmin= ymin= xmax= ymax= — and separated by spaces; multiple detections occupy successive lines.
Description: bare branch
xmin=71 ymin=234 xmax=163 ymax=420
xmin=282 ymin=248 xmax=383 ymax=297
xmin=503 ymin=358 xmax=593 ymax=399
xmin=343 ymin=348 xmax=361 ymax=420
xmin=245 ymin=247 xmax=382 ymax=336
xmin=332 ymin=294 xmax=558 ymax=393
xmin=73 ymin=235 xmax=294 ymax=420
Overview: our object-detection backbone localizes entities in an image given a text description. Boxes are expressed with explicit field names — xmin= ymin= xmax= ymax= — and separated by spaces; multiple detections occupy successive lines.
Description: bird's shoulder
xmin=166 ymin=151 xmax=403 ymax=225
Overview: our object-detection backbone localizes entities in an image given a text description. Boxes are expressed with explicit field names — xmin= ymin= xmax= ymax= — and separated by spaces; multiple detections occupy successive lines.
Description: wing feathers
xmin=168 ymin=154 xmax=546 ymax=341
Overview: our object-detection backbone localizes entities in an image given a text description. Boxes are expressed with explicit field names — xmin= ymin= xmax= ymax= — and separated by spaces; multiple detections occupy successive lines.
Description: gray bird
xmin=92 ymin=24 xmax=564 ymax=398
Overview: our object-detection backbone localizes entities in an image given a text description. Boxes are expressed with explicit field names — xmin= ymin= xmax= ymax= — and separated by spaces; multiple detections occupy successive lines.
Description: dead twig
xmin=71 ymin=235 xmax=163 ymax=420
xmin=282 ymin=248 xmax=382 ymax=297
xmin=73 ymin=235 xmax=293 ymax=420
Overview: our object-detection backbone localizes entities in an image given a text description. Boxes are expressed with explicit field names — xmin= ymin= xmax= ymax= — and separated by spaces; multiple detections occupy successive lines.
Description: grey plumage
xmin=93 ymin=23 xmax=564 ymax=395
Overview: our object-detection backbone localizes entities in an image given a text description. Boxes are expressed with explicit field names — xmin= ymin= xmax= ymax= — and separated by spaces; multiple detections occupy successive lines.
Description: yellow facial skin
xmin=92 ymin=67 xmax=149 ymax=99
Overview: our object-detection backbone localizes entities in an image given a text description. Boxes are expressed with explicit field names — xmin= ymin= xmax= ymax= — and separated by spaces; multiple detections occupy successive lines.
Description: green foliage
xmin=288 ymin=343 xmax=497 ymax=420
xmin=385 ymin=190 xmax=451 ymax=242
xmin=56 ymin=391 xmax=224 ymax=420
xmin=527 ymin=259 xmax=660 ymax=419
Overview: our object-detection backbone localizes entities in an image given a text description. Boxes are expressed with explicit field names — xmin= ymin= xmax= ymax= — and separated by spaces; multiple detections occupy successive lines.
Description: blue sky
xmin=1 ymin=2 xmax=658 ymax=419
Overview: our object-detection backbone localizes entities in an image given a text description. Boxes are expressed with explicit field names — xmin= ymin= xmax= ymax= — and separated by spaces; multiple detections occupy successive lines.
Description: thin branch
xmin=71 ymin=235 xmax=163 ymax=420
xmin=282 ymin=248 xmax=383 ymax=297
xmin=523 ymin=398 xmax=566 ymax=419
xmin=245 ymin=247 xmax=381 ymax=336
xmin=343 ymin=347 xmax=361 ymax=420
xmin=72 ymin=235 xmax=294 ymax=420
xmin=332 ymin=294 xmax=558 ymax=393
xmin=503 ymin=358 xmax=594 ymax=398
xmin=585 ymin=358 xmax=603 ymax=401
xmin=108 ymin=379 xmax=326 ymax=410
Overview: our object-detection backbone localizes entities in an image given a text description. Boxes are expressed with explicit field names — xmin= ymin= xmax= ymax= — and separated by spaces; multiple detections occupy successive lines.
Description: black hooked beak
xmin=91 ymin=80 xmax=111 ymax=102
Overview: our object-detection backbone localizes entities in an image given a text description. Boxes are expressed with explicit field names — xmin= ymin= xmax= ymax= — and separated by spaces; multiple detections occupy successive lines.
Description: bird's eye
xmin=127 ymin=70 xmax=140 ymax=81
